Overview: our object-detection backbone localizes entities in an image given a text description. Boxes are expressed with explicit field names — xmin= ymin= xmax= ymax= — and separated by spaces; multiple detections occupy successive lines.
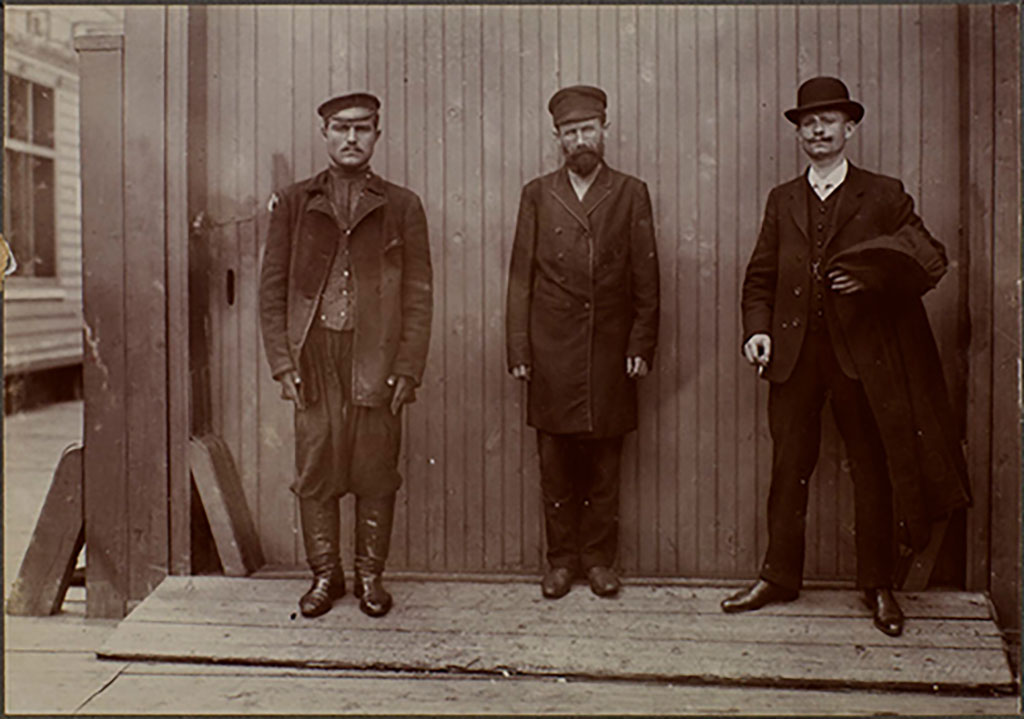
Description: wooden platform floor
xmin=99 ymin=576 xmax=1015 ymax=695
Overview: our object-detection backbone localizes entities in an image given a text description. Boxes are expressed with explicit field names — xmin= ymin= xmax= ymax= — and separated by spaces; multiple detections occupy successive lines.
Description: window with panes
xmin=4 ymin=72 xmax=56 ymax=278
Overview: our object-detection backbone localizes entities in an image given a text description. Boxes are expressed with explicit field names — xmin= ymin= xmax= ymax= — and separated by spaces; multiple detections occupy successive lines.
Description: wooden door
xmin=195 ymin=5 xmax=965 ymax=579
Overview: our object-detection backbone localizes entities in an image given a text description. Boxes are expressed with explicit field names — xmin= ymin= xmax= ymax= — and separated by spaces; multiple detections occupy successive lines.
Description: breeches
xmin=537 ymin=431 xmax=624 ymax=572
xmin=762 ymin=329 xmax=894 ymax=590
xmin=293 ymin=325 xmax=402 ymax=501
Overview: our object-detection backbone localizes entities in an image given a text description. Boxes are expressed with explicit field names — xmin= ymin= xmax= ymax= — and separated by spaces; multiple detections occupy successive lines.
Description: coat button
xmin=781 ymin=321 xmax=789 ymax=329
xmin=584 ymin=301 xmax=591 ymax=309
xmin=793 ymin=287 xmax=802 ymax=297
xmin=817 ymin=309 xmax=824 ymax=317
xmin=792 ymin=317 xmax=801 ymax=328
xmin=555 ymin=227 xmax=563 ymax=234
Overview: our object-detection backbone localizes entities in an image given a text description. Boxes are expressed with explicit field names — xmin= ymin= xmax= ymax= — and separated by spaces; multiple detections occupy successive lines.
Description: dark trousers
xmin=293 ymin=325 xmax=402 ymax=502
xmin=761 ymin=329 xmax=894 ymax=591
xmin=537 ymin=431 xmax=624 ymax=572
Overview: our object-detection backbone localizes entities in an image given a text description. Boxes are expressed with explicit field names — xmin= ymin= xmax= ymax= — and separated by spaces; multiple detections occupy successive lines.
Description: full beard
xmin=564 ymin=146 xmax=603 ymax=176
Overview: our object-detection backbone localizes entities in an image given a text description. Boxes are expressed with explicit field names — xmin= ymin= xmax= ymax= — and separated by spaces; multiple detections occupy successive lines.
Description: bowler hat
xmin=784 ymin=77 xmax=864 ymax=125
xmin=548 ymin=85 xmax=607 ymax=127
xmin=317 ymin=92 xmax=381 ymax=120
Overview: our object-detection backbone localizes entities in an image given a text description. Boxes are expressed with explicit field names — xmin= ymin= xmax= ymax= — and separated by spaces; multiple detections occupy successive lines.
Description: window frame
xmin=3 ymin=71 xmax=59 ymax=283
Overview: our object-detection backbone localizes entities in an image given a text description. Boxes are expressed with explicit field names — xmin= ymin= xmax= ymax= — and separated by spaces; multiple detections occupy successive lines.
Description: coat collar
xmin=547 ymin=163 xmax=615 ymax=231
xmin=787 ymin=161 xmax=867 ymax=246
xmin=304 ymin=167 xmax=388 ymax=230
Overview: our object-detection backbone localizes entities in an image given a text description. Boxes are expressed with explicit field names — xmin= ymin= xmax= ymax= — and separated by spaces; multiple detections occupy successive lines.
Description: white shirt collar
xmin=807 ymin=159 xmax=848 ymax=201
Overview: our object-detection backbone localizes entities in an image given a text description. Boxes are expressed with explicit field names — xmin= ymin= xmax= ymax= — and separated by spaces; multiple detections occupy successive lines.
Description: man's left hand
xmin=626 ymin=356 xmax=649 ymax=379
xmin=828 ymin=270 xmax=866 ymax=295
xmin=387 ymin=374 xmax=417 ymax=415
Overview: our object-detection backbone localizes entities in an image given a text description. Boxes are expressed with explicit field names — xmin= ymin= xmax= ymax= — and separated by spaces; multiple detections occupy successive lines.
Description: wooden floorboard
xmin=79 ymin=668 xmax=1022 ymax=716
xmin=98 ymin=577 xmax=1015 ymax=693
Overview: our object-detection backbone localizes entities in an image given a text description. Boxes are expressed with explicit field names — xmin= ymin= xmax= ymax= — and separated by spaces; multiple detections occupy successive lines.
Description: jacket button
xmin=792 ymin=318 xmax=801 ymax=328
xmin=555 ymin=227 xmax=563 ymax=234
xmin=817 ymin=309 xmax=824 ymax=317
xmin=793 ymin=287 xmax=802 ymax=297
xmin=781 ymin=321 xmax=789 ymax=329
xmin=584 ymin=301 xmax=591 ymax=309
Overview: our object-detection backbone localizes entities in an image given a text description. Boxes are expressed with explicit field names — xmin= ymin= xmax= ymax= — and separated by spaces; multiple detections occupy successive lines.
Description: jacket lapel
xmin=582 ymin=164 xmax=614 ymax=217
xmin=826 ymin=163 xmax=866 ymax=247
xmin=787 ymin=173 xmax=810 ymax=241
xmin=548 ymin=167 xmax=591 ymax=232
xmin=349 ymin=172 xmax=388 ymax=230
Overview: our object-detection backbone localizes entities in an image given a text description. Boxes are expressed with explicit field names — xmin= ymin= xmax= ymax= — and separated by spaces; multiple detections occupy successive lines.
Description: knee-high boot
xmin=353 ymin=494 xmax=395 ymax=617
xmin=298 ymin=497 xmax=345 ymax=618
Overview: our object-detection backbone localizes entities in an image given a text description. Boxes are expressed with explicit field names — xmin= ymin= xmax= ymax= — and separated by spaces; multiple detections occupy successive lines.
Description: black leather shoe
xmin=299 ymin=571 xmax=345 ymax=618
xmin=587 ymin=566 xmax=621 ymax=597
xmin=864 ymin=588 xmax=904 ymax=637
xmin=541 ymin=567 xmax=574 ymax=599
xmin=721 ymin=578 xmax=798 ymax=613
xmin=354 ymin=572 xmax=393 ymax=618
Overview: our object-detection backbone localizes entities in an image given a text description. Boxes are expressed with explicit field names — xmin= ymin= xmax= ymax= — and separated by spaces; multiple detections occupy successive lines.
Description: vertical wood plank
xmin=633 ymin=5 xmax=659 ymax=575
xmin=384 ymin=5 xmax=410 ymax=569
xmin=579 ymin=7 xmax=598 ymax=83
xmin=520 ymin=5 xmax=545 ymax=571
xmin=503 ymin=5 xmax=527 ymax=570
xmin=714 ymin=6 xmax=740 ymax=577
xmin=423 ymin=6 xmax=447 ymax=571
xmin=558 ymin=6 xmax=579 ymax=86
xmin=734 ymin=5 xmax=759 ymax=576
xmin=167 ymin=5 xmax=192 ymax=576
xmin=964 ymin=5 xmax=994 ymax=592
xmin=236 ymin=5 xmax=260 ymax=563
xmin=988 ymin=2 xmax=1021 ymax=630
xmin=615 ymin=5 xmax=641 ymax=571
xmin=123 ymin=6 xmax=169 ymax=601
xmin=441 ymin=4 xmax=467 ymax=571
xmin=695 ymin=6 xmax=718 ymax=576
xmin=878 ymin=5 xmax=901 ymax=178
xmin=78 ymin=34 xmax=127 ymax=617
xmin=858 ymin=6 xmax=882 ymax=174
xmin=403 ymin=5 xmax=430 ymax=571
xmin=654 ymin=4 xmax=679 ymax=574
xmin=753 ymin=4 xmax=779 ymax=574
xmin=255 ymin=5 xmax=296 ymax=566
xmin=481 ymin=5 xmax=505 ymax=571
xmin=462 ymin=5 xmax=485 ymax=571
xmin=675 ymin=4 xmax=700 ymax=576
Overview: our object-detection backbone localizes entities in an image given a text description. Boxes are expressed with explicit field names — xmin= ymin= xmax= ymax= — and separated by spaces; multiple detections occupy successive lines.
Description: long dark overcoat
xmin=506 ymin=164 xmax=659 ymax=437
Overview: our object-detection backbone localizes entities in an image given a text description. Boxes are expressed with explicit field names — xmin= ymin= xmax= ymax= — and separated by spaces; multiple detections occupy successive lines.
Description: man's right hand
xmin=510 ymin=364 xmax=531 ymax=381
xmin=742 ymin=334 xmax=772 ymax=370
xmin=278 ymin=370 xmax=305 ymax=410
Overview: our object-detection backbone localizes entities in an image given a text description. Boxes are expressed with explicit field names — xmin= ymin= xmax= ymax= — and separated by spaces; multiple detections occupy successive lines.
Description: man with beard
xmin=506 ymin=85 xmax=660 ymax=599
xmin=260 ymin=92 xmax=433 ymax=618
xmin=723 ymin=77 xmax=970 ymax=636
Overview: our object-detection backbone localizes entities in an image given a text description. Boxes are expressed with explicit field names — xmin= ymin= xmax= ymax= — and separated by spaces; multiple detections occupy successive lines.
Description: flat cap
xmin=317 ymin=91 xmax=381 ymax=120
xmin=548 ymin=85 xmax=607 ymax=126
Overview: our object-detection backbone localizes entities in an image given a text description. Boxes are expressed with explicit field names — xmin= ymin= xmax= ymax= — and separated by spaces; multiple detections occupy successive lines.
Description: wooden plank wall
xmin=201 ymin=5 xmax=965 ymax=579
xmin=964 ymin=4 xmax=1020 ymax=624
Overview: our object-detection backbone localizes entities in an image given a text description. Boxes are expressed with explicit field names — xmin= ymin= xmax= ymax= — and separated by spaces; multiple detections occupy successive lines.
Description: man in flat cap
xmin=724 ymin=76 xmax=970 ymax=635
xmin=260 ymin=92 xmax=433 ymax=618
xmin=506 ymin=85 xmax=660 ymax=599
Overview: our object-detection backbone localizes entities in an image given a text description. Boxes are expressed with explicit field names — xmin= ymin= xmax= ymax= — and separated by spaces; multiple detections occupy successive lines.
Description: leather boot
xmin=298 ymin=497 xmax=345 ymax=618
xmin=353 ymin=495 xmax=395 ymax=617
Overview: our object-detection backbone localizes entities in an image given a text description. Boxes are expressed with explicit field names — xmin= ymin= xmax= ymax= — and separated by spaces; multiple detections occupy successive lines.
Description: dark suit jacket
xmin=741 ymin=163 xmax=945 ymax=384
xmin=506 ymin=164 xmax=659 ymax=437
xmin=259 ymin=169 xmax=433 ymax=407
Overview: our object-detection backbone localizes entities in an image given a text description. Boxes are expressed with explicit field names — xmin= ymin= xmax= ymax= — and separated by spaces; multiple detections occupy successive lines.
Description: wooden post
xmin=76 ymin=33 xmax=129 ymax=619
xmin=986 ymin=3 xmax=1021 ymax=638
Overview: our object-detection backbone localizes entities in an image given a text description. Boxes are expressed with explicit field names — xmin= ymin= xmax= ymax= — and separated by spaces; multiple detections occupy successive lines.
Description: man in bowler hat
xmin=723 ymin=77 xmax=971 ymax=635
xmin=506 ymin=85 xmax=660 ymax=599
xmin=259 ymin=92 xmax=433 ymax=618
